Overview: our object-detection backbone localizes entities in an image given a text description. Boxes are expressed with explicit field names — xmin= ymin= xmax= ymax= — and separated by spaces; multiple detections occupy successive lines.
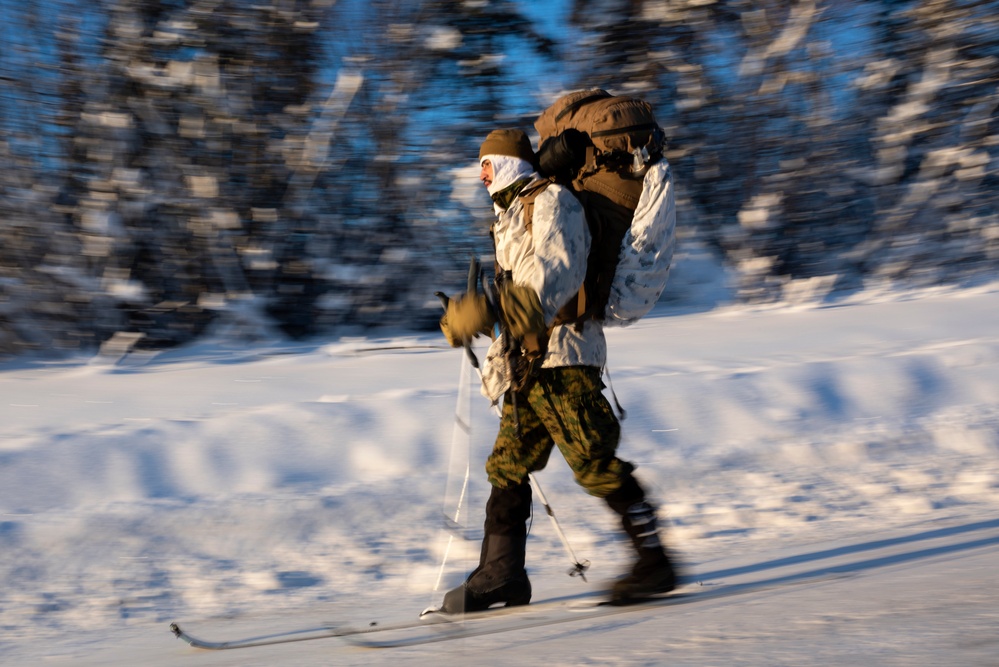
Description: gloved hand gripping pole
xmin=435 ymin=256 xmax=482 ymax=369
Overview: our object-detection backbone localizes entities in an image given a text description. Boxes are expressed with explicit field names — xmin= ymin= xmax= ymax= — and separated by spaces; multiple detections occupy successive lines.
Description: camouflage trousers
xmin=486 ymin=366 xmax=634 ymax=498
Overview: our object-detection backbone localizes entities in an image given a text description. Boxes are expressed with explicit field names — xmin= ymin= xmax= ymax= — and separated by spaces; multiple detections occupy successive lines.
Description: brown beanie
xmin=479 ymin=129 xmax=535 ymax=164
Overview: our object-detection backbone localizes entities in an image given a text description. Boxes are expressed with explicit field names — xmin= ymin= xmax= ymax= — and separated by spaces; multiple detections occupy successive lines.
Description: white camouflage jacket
xmin=480 ymin=180 xmax=607 ymax=402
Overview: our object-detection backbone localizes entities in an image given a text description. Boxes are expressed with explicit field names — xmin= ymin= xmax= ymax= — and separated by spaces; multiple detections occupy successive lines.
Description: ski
xmin=169 ymin=572 xmax=850 ymax=651
xmin=345 ymin=572 xmax=853 ymax=649
xmin=169 ymin=615 xmax=447 ymax=650
xmin=168 ymin=594 xmax=590 ymax=650
xmin=344 ymin=593 xmax=693 ymax=649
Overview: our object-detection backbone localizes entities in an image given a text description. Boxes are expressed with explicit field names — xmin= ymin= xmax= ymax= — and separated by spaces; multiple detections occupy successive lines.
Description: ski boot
xmin=439 ymin=483 xmax=533 ymax=614
xmin=605 ymin=474 xmax=677 ymax=603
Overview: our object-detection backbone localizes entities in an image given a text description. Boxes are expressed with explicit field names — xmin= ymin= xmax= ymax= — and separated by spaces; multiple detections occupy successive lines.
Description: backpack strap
xmin=517 ymin=178 xmax=553 ymax=235
xmin=554 ymin=90 xmax=612 ymax=123
xmin=491 ymin=178 xmax=553 ymax=287
xmin=519 ymin=179 xmax=592 ymax=325
xmin=503 ymin=179 xmax=592 ymax=367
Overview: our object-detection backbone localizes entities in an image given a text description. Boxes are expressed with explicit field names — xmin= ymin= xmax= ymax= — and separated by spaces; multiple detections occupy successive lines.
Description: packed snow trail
xmin=1 ymin=283 xmax=998 ymax=665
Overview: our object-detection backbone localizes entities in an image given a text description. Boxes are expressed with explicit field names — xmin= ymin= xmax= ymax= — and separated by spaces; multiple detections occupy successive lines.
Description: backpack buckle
xmin=631 ymin=145 xmax=651 ymax=173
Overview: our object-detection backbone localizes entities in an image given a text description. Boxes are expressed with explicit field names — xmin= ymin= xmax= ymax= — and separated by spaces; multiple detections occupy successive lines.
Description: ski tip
xmin=169 ymin=623 xmax=182 ymax=637
xmin=420 ymin=606 xmax=441 ymax=618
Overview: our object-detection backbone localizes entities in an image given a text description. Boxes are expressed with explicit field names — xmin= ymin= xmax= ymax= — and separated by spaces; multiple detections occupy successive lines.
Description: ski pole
xmin=528 ymin=473 xmax=590 ymax=581
xmin=435 ymin=267 xmax=588 ymax=582
xmin=466 ymin=353 xmax=589 ymax=581
xmin=430 ymin=355 xmax=474 ymax=598
xmin=477 ymin=280 xmax=589 ymax=581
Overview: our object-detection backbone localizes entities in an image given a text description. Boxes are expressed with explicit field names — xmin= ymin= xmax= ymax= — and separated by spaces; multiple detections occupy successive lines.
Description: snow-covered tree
xmin=2 ymin=0 xmax=998 ymax=357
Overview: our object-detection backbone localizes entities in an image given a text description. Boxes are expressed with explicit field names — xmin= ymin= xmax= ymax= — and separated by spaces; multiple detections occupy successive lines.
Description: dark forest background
xmin=1 ymin=0 xmax=997 ymax=356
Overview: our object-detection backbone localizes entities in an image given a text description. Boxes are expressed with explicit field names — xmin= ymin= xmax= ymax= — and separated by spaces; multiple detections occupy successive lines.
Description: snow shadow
xmin=695 ymin=518 xmax=999 ymax=583
xmin=273 ymin=571 xmax=324 ymax=589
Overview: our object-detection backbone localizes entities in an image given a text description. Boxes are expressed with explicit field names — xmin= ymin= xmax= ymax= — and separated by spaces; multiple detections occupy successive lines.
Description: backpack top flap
xmin=535 ymin=91 xmax=658 ymax=157
xmin=582 ymin=96 xmax=659 ymax=155
xmin=534 ymin=89 xmax=612 ymax=144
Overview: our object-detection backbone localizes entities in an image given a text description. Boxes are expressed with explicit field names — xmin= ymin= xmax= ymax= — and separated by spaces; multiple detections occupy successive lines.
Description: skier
xmin=438 ymin=128 xmax=677 ymax=612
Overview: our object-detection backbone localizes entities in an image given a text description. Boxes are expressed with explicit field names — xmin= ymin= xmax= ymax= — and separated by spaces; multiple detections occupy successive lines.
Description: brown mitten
xmin=440 ymin=293 xmax=496 ymax=347
xmin=499 ymin=283 xmax=546 ymax=341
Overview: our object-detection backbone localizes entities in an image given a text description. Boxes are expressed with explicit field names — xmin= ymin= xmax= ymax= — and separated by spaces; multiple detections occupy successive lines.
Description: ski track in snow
xmin=1 ymin=282 xmax=999 ymax=665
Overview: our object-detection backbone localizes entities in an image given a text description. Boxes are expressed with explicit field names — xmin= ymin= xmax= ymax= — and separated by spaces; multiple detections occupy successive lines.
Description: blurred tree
xmin=2 ymin=0 xmax=999 ymax=357
xmin=58 ymin=0 xmax=330 ymax=343
xmin=0 ymin=0 xmax=113 ymax=355
xmin=565 ymin=0 xmax=999 ymax=300
xmin=309 ymin=0 xmax=563 ymax=331
xmin=861 ymin=0 xmax=999 ymax=286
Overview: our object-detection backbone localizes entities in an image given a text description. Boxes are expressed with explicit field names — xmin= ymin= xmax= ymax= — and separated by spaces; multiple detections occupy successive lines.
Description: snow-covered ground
xmin=2 ymin=263 xmax=999 ymax=665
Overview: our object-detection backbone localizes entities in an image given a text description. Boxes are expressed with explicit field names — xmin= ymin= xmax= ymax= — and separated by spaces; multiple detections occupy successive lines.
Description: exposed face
xmin=479 ymin=159 xmax=494 ymax=189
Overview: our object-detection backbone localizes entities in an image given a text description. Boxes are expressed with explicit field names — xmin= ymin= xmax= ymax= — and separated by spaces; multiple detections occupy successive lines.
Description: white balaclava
xmin=482 ymin=154 xmax=536 ymax=198
xmin=483 ymin=156 xmax=536 ymax=217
